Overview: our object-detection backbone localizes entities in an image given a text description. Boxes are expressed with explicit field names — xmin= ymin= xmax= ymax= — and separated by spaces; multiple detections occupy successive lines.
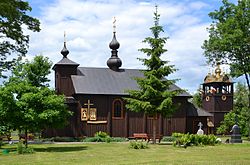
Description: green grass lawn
xmin=1 ymin=142 xmax=250 ymax=165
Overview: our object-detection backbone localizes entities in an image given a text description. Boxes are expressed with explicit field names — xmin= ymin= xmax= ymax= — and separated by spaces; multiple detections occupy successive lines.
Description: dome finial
xmin=61 ymin=31 xmax=69 ymax=58
xmin=64 ymin=31 xmax=66 ymax=42
xmin=113 ymin=16 xmax=116 ymax=33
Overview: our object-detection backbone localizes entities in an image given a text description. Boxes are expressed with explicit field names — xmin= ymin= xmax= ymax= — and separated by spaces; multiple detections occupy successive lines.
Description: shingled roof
xmin=186 ymin=102 xmax=213 ymax=117
xmin=71 ymin=67 xmax=191 ymax=97
xmin=52 ymin=57 xmax=79 ymax=70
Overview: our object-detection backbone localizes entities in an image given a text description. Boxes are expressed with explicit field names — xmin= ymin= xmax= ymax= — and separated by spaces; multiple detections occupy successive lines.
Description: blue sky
xmin=23 ymin=0 xmax=240 ymax=94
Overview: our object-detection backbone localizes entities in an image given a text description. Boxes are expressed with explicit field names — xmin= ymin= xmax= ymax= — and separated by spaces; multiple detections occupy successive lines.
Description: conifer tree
xmin=125 ymin=6 xmax=181 ymax=144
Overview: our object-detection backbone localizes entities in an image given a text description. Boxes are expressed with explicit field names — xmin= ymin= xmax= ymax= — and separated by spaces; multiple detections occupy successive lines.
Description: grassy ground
xmin=0 ymin=142 xmax=250 ymax=165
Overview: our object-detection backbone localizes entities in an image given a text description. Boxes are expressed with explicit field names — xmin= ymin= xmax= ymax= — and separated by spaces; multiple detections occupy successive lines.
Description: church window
xmin=221 ymin=95 xmax=227 ymax=101
xmin=112 ymin=99 xmax=123 ymax=119
xmin=206 ymin=96 xmax=210 ymax=102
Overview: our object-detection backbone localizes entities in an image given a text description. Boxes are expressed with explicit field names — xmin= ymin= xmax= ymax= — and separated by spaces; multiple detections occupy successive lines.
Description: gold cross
xmin=113 ymin=16 xmax=116 ymax=33
xmin=84 ymin=100 xmax=93 ymax=111
xmin=64 ymin=31 xmax=66 ymax=42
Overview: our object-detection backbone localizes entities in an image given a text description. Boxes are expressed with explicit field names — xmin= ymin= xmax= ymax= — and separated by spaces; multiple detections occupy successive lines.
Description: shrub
xmin=110 ymin=137 xmax=127 ymax=142
xmin=82 ymin=131 xmax=111 ymax=143
xmin=172 ymin=133 xmax=221 ymax=148
xmin=161 ymin=136 xmax=175 ymax=142
xmin=129 ymin=141 xmax=148 ymax=149
xmin=17 ymin=142 xmax=23 ymax=154
xmin=0 ymin=140 xmax=3 ymax=148
xmin=17 ymin=142 xmax=34 ymax=154
xmin=83 ymin=136 xmax=127 ymax=143
xmin=82 ymin=137 xmax=99 ymax=142
xmin=95 ymin=131 xmax=109 ymax=138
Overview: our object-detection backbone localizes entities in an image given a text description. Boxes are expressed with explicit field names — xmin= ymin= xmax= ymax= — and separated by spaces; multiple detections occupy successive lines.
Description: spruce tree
xmin=125 ymin=6 xmax=180 ymax=144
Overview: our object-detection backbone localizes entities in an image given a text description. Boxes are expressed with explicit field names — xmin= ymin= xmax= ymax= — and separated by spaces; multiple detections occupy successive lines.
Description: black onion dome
xmin=107 ymin=32 xmax=122 ymax=71
xmin=109 ymin=32 xmax=120 ymax=50
xmin=107 ymin=56 xmax=122 ymax=70
xmin=61 ymin=42 xmax=69 ymax=58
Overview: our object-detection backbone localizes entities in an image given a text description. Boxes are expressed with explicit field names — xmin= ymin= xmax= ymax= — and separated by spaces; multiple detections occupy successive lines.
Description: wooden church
xmin=43 ymin=29 xmax=233 ymax=138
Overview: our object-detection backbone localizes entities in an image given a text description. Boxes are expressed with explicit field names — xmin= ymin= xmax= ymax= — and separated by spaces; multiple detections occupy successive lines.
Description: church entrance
xmin=111 ymin=99 xmax=126 ymax=137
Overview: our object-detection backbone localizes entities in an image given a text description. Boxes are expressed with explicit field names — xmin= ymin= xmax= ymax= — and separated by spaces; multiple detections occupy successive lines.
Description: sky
xmin=23 ymin=0 xmax=240 ymax=94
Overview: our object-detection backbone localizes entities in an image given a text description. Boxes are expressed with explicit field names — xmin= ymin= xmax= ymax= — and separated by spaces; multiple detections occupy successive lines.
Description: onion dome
xmin=109 ymin=33 xmax=120 ymax=50
xmin=61 ymin=42 xmax=69 ymax=58
xmin=61 ymin=31 xmax=69 ymax=58
xmin=107 ymin=17 xmax=122 ymax=71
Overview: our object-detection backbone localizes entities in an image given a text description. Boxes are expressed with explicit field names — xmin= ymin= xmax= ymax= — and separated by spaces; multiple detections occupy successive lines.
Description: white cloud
xmin=25 ymin=0 xmax=224 ymax=93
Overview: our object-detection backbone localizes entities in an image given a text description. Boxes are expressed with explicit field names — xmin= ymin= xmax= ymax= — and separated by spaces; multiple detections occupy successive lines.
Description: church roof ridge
xmin=78 ymin=66 xmax=143 ymax=71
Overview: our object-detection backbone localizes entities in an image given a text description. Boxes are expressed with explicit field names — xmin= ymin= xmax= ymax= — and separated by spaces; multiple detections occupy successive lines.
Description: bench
xmin=132 ymin=133 xmax=163 ymax=143
xmin=0 ymin=135 xmax=12 ymax=141
xmin=19 ymin=134 xmax=34 ymax=141
xmin=133 ymin=133 xmax=149 ymax=141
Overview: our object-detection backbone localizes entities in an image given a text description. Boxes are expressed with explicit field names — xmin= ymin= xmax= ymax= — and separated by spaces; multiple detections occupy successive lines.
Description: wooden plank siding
xmin=43 ymin=95 xmax=193 ymax=138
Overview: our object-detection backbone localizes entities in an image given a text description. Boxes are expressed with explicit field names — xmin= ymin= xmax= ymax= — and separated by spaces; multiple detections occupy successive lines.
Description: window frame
xmin=112 ymin=99 xmax=124 ymax=119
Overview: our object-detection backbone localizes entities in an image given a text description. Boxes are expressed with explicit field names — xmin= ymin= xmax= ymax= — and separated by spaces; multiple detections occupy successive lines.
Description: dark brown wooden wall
xmin=55 ymin=65 xmax=78 ymax=96
xmin=44 ymin=94 xmax=193 ymax=138
xmin=202 ymin=94 xmax=233 ymax=113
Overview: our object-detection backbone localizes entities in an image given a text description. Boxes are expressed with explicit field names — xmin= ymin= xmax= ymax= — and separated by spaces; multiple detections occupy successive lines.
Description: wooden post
xmin=125 ymin=110 xmax=129 ymax=137
xmin=152 ymin=117 xmax=156 ymax=144
xmin=25 ymin=128 xmax=28 ymax=148
xmin=143 ymin=113 xmax=147 ymax=133
xmin=159 ymin=115 xmax=163 ymax=137
xmin=107 ymin=109 xmax=112 ymax=136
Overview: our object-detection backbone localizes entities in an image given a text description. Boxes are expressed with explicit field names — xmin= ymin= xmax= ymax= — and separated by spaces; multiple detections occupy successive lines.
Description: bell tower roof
xmin=204 ymin=62 xmax=231 ymax=83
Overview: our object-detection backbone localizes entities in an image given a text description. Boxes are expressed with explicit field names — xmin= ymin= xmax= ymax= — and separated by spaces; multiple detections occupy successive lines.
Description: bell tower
xmin=53 ymin=32 xmax=79 ymax=96
xmin=201 ymin=63 xmax=233 ymax=129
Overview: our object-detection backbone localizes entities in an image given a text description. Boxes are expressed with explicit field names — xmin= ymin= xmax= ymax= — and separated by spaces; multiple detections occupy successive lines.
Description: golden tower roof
xmin=204 ymin=63 xmax=231 ymax=83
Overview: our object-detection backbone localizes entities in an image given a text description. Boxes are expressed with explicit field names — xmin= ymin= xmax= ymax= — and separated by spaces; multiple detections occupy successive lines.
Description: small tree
xmin=125 ymin=6 xmax=180 ymax=144
xmin=0 ymin=0 xmax=40 ymax=78
xmin=192 ymin=91 xmax=202 ymax=108
xmin=0 ymin=56 xmax=72 ymax=147
xmin=202 ymin=0 xmax=250 ymax=137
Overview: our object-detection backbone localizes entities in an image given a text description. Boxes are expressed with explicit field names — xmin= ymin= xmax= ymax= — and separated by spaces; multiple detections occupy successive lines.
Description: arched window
xmin=112 ymin=99 xmax=123 ymax=119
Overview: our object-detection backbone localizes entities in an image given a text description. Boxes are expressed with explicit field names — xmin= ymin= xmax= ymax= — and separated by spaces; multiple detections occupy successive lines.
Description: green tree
xmin=192 ymin=91 xmax=202 ymax=108
xmin=0 ymin=0 xmax=40 ymax=78
xmin=125 ymin=6 xmax=180 ymax=144
xmin=217 ymin=83 xmax=249 ymax=136
xmin=12 ymin=55 xmax=52 ymax=87
xmin=0 ymin=56 xmax=71 ymax=147
xmin=202 ymin=0 xmax=250 ymax=137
